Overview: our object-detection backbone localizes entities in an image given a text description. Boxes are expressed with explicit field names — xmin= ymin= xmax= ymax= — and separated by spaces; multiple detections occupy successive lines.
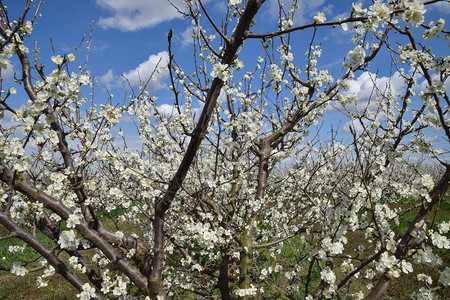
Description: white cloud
xmin=179 ymin=27 xmax=195 ymax=48
xmin=342 ymin=71 xmax=405 ymax=112
xmin=344 ymin=119 xmax=365 ymax=134
xmin=95 ymin=0 xmax=185 ymax=31
xmin=115 ymin=133 xmax=143 ymax=151
xmin=99 ymin=69 xmax=119 ymax=89
xmin=320 ymin=4 xmax=334 ymax=18
xmin=155 ymin=103 xmax=180 ymax=116
xmin=99 ymin=51 xmax=170 ymax=91
xmin=427 ymin=1 xmax=450 ymax=15
xmin=266 ymin=0 xmax=327 ymax=24
xmin=0 ymin=59 xmax=15 ymax=81
xmin=121 ymin=51 xmax=170 ymax=90
xmin=0 ymin=110 xmax=18 ymax=127
xmin=417 ymin=73 xmax=450 ymax=95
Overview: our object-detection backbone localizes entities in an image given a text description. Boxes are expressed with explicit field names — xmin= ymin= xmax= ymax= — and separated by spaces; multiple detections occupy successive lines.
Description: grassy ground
xmin=386 ymin=196 xmax=450 ymax=299
xmin=0 ymin=198 xmax=449 ymax=299
xmin=0 ymin=225 xmax=77 ymax=299
xmin=0 ymin=272 xmax=78 ymax=300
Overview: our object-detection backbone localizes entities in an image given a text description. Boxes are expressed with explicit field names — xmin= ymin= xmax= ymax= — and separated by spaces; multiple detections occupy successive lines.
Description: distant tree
xmin=0 ymin=0 xmax=448 ymax=299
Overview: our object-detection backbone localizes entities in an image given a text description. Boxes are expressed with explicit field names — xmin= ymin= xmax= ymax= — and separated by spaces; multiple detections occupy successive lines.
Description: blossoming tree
xmin=0 ymin=0 xmax=449 ymax=299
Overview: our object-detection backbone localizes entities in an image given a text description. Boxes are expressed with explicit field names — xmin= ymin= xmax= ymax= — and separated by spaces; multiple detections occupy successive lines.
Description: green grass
xmin=0 ymin=230 xmax=56 ymax=268
xmin=0 ymin=195 xmax=449 ymax=299
xmin=0 ymin=225 xmax=76 ymax=299
xmin=0 ymin=272 xmax=78 ymax=299
xmin=98 ymin=207 xmax=128 ymax=219
xmin=391 ymin=195 xmax=450 ymax=235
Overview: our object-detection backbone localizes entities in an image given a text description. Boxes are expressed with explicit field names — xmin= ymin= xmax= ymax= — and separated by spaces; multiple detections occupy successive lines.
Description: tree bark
xmin=0 ymin=166 xmax=149 ymax=291
xmin=0 ymin=211 xmax=85 ymax=292
xmin=365 ymin=165 xmax=450 ymax=299
xmin=149 ymin=1 xmax=266 ymax=297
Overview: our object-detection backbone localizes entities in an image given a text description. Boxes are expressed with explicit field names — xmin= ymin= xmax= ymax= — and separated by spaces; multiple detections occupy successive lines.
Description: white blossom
xmin=417 ymin=273 xmax=433 ymax=285
xmin=410 ymin=287 xmax=438 ymax=300
xmin=438 ymin=221 xmax=449 ymax=234
xmin=10 ymin=262 xmax=27 ymax=276
xmin=77 ymin=283 xmax=96 ymax=300
xmin=401 ymin=260 xmax=413 ymax=274
xmin=343 ymin=45 xmax=366 ymax=69
xmin=320 ymin=268 xmax=336 ymax=284
xmin=431 ymin=231 xmax=449 ymax=249
xmin=211 ymin=62 xmax=230 ymax=81
xmin=313 ymin=12 xmax=326 ymax=23
xmin=78 ymin=74 xmax=90 ymax=85
xmin=402 ymin=0 xmax=426 ymax=28
xmin=58 ymin=230 xmax=78 ymax=249
xmin=234 ymin=285 xmax=258 ymax=297
xmin=51 ymin=55 xmax=63 ymax=65
xmin=23 ymin=21 xmax=33 ymax=33
xmin=67 ymin=213 xmax=81 ymax=228
xmin=438 ymin=267 xmax=450 ymax=287
xmin=368 ymin=1 xmax=391 ymax=25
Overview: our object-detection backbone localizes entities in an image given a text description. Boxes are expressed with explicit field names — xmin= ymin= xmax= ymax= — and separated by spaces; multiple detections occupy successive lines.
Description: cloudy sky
xmin=3 ymin=0 xmax=449 ymax=151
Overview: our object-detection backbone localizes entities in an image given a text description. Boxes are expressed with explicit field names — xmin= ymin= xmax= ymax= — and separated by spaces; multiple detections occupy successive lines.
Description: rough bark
xmin=0 ymin=211 xmax=85 ymax=292
xmin=149 ymin=1 xmax=266 ymax=297
xmin=0 ymin=166 xmax=149 ymax=291
xmin=365 ymin=165 xmax=450 ymax=299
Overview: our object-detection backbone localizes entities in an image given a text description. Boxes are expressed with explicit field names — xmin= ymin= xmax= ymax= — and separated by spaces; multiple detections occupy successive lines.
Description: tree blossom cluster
xmin=0 ymin=0 xmax=449 ymax=299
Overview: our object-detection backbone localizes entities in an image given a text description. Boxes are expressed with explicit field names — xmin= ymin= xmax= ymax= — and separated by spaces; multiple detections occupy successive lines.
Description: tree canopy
xmin=0 ymin=0 xmax=449 ymax=299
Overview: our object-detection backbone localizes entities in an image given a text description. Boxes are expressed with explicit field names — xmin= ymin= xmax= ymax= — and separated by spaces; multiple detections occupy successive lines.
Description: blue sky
xmin=5 ymin=0 xmax=449 ymax=101
xmin=3 ymin=0 xmax=450 ymax=155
